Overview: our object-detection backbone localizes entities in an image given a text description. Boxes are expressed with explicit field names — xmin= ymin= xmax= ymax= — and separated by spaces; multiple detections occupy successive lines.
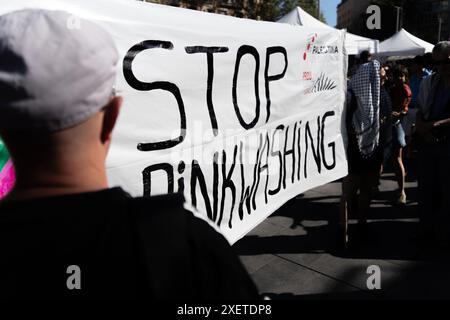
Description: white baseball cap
xmin=0 ymin=9 xmax=119 ymax=132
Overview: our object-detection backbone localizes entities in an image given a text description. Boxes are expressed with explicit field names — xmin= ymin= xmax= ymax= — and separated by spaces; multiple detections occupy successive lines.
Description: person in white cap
xmin=0 ymin=9 xmax=259 ymax=299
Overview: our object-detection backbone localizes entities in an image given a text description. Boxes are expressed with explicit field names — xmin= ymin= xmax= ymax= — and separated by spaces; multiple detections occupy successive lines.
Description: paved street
xmin=235 ymin=164 xmax=450 ymax=300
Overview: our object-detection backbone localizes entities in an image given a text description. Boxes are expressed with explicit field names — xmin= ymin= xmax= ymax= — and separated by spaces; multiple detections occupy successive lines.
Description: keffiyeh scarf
xmin=349 ymin=60 xmax=381 ymax=157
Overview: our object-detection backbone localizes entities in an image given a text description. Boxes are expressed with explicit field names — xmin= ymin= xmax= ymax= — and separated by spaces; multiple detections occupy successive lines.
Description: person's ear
xmin=101 ymin=96 xmax=123 ymax=144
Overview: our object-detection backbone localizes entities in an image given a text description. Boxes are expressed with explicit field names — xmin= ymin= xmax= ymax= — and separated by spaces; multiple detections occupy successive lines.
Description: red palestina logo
xmin=303 ymin=33 xmax=318 ymax=60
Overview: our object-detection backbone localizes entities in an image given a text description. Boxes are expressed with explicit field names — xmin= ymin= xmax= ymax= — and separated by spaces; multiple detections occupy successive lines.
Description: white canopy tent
xmin=377 ymin=28 xmax=434 ymax=57
xmin=277 ymin=6 xmax=379 ymax=55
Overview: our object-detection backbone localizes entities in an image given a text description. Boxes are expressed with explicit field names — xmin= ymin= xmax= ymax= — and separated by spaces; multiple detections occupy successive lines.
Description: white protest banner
xmin=1 ymin=0 xmax=348 ymax=244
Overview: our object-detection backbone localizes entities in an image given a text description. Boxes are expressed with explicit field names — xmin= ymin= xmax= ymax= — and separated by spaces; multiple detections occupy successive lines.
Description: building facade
xmin=404 ymin=0 xmax=450 ymax=43
xmin=146 ymin=0 xmax=262 ymax=19
xmin=337 ymin=0 xmax=450 ymax=43
xmin=336 ymin=0 xmax=371 ymax=30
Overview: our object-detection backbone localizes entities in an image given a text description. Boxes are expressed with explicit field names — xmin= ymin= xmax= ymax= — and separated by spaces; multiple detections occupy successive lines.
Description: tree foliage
xmin=149 ymin=0 xmax=326 ymax=22
xmin=258 ymin=0 xmax=325 ymax=22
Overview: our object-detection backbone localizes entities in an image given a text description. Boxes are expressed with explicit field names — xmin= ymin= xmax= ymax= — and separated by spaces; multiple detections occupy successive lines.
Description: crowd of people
xmin=340 ymin=44 xmax=450 ymax=249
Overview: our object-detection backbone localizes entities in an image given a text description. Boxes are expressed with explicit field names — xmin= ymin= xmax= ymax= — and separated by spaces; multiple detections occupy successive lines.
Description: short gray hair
xmin=433 ymin=41 xmax=450 ymax=56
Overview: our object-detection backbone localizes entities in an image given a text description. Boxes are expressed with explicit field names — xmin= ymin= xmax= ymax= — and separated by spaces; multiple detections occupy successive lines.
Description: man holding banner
xmin=0 ymin=9 xmax=259 ymax=299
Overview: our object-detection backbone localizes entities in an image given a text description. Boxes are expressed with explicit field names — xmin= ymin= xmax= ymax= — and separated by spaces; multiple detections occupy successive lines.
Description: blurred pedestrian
xmin=416 ymin=41 xmax=450 ymax=247
xmin=389 ymin=66 xmax=411 ymax=205
xmin=340 ymin=51 xmax=381 ymax=247
xmin=410 ymin=56 xmax=432 ymax=110
xmin=405 ymin=56 xmax=432 ymax=160
xmin=377 ymin=67 xmax=393 ymax=180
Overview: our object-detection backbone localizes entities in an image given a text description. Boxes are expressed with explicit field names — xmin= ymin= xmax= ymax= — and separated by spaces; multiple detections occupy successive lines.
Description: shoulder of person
xmin=129 ymin=192 xmax=184 ymax=212
xmin=372 ymin=59 xmax=381 ymax=69
xmin=128 ymin=193 xmax=216 ymax=234
xmin=127 ymin=193 xmax=260 ymax=299
xmin=127 ymin=193 xmax=239 ymax=257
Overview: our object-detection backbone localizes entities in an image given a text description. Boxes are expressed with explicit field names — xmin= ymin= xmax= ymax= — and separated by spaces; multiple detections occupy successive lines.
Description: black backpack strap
xmin=127 ymin=193 xmax=194 ymax=298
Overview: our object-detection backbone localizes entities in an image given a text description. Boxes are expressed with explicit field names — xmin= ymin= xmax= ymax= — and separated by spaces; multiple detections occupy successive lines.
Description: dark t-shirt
xmin=0 ymin=188 xmax=259 ymax=299
xmin=429 ymin=80 xmax=450 ymax=121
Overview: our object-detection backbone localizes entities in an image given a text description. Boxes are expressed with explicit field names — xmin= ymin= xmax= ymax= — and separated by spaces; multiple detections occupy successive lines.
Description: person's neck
xmin=5 ymin=158 xmax=109 ymax=201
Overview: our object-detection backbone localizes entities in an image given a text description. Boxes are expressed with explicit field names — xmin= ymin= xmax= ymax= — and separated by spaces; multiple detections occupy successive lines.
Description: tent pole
xmin=394 ymin=6 xmax=400 ymax=32
xmin=317 ymin=0 xmax=320 ymax=20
